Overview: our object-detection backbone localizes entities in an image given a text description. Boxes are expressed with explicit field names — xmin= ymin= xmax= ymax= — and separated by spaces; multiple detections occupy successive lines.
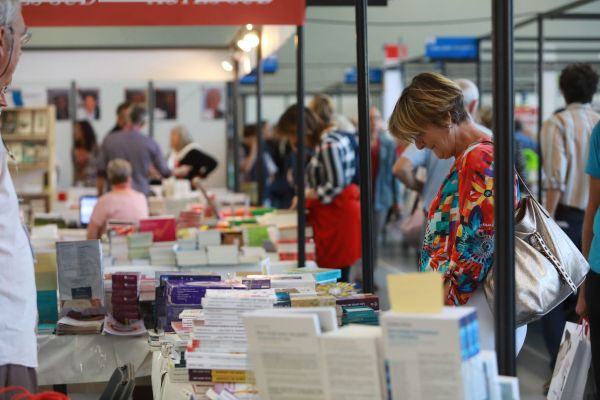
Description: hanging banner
xmin=22 ymin=0 xmax=306 ymax=27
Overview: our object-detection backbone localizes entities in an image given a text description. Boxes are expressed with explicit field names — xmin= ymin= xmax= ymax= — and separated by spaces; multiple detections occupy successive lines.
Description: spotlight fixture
xmin=236 ymin=39 xmax=252 ymax=53
xmin=243 ymin=32 xmax=260 ymax=49
xmin=246 ymin=24 xmax=253 ymax=31
xmin=221 ymin=60 xmax=233 ymax=72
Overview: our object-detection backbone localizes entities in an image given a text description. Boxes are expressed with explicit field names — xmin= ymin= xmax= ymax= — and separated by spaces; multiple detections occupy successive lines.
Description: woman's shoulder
xmin=462 ymin=140 xmax=493 ymax=162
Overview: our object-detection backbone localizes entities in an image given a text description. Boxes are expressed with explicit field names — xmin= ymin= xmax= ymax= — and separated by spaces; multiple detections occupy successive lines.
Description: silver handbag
xmin=483 ymin=179 xmax=589 ymax=327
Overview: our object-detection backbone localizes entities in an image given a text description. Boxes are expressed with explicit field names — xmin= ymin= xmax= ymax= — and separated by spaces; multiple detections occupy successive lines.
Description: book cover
xmin=56 ymin=240 xmax=104 ymax=306
xmin=139 ymin=216 xmax=177 ymax=242
xmin=2 ymin=111 xmax=17 ymax=134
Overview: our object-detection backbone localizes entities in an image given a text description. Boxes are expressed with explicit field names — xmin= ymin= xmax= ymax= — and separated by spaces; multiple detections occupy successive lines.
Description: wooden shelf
xmin=2 ymin=134 xmax=49 ymax=142
xmin=8 ymin=162 xmax=48 ymax=171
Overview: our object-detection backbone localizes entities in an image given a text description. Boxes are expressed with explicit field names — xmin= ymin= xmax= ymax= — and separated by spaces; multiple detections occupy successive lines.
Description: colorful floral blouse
xmin=420 ymin=140 xmax=517 ymax=305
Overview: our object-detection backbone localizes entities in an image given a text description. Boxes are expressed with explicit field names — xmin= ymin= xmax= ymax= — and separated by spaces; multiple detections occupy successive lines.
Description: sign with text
xmin=22 ymin=0 xmax=306 ymax=27
xmin=425 ymin=37 xmax=478 ymax=60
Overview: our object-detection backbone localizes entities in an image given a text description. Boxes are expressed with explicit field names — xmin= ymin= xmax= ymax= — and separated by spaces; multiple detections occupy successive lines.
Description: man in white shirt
xmin=0 ymin=0 xmax=37 ymax=392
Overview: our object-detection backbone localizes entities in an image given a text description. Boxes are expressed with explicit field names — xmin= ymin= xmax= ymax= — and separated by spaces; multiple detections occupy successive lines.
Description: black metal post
xmin=355 ymin=0 xmax=375 ymax=294
xmin=256 ymin=27 xmax=265 ymax=206
xmin=537 ymin=14 xmax=544 ymax=202
xmin=69 ymin=81 xmax=77 ymax=125
xmin=492 ymin=0 xmax=516 ymax=376
xmin=148 ymin=80 xmax=155 ymax=138
xmin=476 ymin=39 xmax=482 ymax=104
xmin=233 ymin=60 xmax=241 ymax=193
xmin=296 ymin=25 xmax=306 ymax=268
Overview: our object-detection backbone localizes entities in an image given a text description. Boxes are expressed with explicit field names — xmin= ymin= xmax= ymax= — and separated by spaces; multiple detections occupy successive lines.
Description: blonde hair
xmin=308 ymin=94 xmax=336 ymax=126
xmin=388 ymin=72 xmax=468 ymax=143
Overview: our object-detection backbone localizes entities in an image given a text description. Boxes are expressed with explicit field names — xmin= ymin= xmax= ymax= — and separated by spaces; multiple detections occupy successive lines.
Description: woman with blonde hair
xmin=389 ymin=72 xmax=527 ymax=352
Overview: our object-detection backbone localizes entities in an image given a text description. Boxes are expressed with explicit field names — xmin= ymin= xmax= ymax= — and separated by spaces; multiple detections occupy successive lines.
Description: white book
xmin=247 ymin=274 xmax=316 ymax=290
xmin=243 ymin=307 xmax=337 ymax=400
xmin=56 ymin=240 xmax=104 ymax=305
xmin=207 ymin=245 xmax=239 ymax=265
xmin=197 ymin=230 xmax=222 ymax=249
xmin=321 ymin=325 xmax=386 ymax=400
xmin=381 ymin=307 xmax=477 ymax=400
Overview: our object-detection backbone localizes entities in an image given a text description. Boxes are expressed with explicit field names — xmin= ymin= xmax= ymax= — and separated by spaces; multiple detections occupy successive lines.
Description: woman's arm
xmin=577 ymin=176 xmax=600 ymax=317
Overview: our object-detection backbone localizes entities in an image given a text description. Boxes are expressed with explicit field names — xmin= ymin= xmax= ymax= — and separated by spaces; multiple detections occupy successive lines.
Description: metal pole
xmin=537 ymin=15 xmax=544 ymax=202
xmin=492 ymin=0 xmax=516 ymax=376
xmin=69 ymin=81 xmax=77 ymax=125
xmin=148 ymin=80 xmax=155 ymax=138
xmin=233 ymin=60 xmax=241 ymax=193
xmin=256 ymin=27 xmax=265 ymax=206
xmin=476 ymin=39 xmax=482 ymax=105
xmin=296 ymin=25 xmax=306 ymax=269
xmin=355 ymin=0 xmax=374 ymax=294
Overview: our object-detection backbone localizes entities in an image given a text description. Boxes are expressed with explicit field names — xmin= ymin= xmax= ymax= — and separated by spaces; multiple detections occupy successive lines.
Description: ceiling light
xmin=243 ymin=32 xmax=260 ymax=48
xmin=246 ymin=24 xmax=253 ymax=31
xmin=236 ymin=39 xmax=252 ymax=52
xmin=221 ymin=60 xmax=233 ymax=72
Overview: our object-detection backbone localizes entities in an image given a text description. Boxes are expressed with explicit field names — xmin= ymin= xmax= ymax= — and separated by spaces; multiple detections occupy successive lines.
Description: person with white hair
xmin=168 ymin=124 xmax=218 ymax=184
xmin=87 ymin=159 xmax=149 ymax=240
xmin=0 ymin=0 xmax=37 ymax=391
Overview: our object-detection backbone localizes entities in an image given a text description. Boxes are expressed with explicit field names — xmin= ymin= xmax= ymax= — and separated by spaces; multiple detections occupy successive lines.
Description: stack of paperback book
xmin=183 ymin=289 xmax=277 ymax=386
xmin=150 ymin=242 xmax=177 ymax=266
xmin=111 ymin=272 xmax=140 ymax=324
xmin=127 ymin=233 xmax=153 ymax=261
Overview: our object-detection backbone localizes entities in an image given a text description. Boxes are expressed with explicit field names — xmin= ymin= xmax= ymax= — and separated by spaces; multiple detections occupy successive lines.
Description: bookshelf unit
xmin=2 ymin=106 xmax=56 ymax=212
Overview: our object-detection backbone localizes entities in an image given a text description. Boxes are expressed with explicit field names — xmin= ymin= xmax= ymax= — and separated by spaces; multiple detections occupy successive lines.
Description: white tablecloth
xmin=37 ymin=334 xmax=153 ymax=386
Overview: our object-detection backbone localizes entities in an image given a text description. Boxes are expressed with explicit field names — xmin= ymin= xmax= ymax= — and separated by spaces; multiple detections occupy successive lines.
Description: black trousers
xmin=586 ymin=270 xmax=600 ymax=396
xmin=542 ymin=203 xmax=584 ymax=368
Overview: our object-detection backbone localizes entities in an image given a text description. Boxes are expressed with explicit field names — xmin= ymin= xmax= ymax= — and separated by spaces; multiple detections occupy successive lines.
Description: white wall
xmin=13 ymin=80 xmax=227 ymax=191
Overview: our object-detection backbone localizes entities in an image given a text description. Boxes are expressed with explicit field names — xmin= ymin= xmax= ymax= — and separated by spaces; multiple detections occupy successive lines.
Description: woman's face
xmin=415 ymin=122 xmax=455 ymax=159
xmin=170 ymin=131 xmax=180 ymax=150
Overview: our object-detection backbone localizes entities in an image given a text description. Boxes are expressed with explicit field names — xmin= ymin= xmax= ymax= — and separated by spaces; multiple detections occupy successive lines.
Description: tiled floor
xmin=374 ymin=242 xmax=551 ymax=399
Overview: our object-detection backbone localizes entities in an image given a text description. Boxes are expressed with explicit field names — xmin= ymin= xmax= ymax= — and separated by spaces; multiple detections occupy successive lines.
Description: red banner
xmin=22 ymin=1 xmax=306 ymax=27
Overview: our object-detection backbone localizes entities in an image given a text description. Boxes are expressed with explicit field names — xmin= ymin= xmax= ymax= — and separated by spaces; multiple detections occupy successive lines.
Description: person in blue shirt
xmin=576 ymin=120 xmax=600 ymax=391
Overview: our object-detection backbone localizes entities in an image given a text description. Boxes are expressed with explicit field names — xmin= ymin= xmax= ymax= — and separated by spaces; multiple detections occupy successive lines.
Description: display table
xmin=37 ymin=334 xmax=153 ymax=386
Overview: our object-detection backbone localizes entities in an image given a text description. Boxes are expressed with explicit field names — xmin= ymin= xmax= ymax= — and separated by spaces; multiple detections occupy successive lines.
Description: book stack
xmin=150 ymin=242 xmax=177 ymax=266
xmin=175 ymin=248 xmax=208 ymax=267
xmin=177 ymin=228 xmax=198 ymax=251
xmin=288 ymin=268 xmax=341 ymax=284
xmin=165 ymin=281 xmax=246 ymax=332
xmin=247 ymin=274 xmax=316 ymax=291
xmin=290 ymin=294 xmax=337 ymax=308
xmin=127 ymin=233 xmax=153 ymax=261
xmin=179 ymin=209 xmax=203 ymax=228
xmin=340 ymin=306 xmax=379 ymax=326
xmin=155 ymin=272 xmax=221 ymax=332
xmin=109 ymin=233 xmax=129 ymax=263
xmin=381 ymin=307 xmax=485 ymax=400
xmin=111 ymin=272 xmax=140 ymax=324
xmin=185 ymin=289 xmax=277 ymax=385
xmin=139 ymin=216 xmax=177 ymax=242
xmin=197 ymin=230 xmax=222 ymax=250
xmin=56 ymin=316 xmax=103 ymax=335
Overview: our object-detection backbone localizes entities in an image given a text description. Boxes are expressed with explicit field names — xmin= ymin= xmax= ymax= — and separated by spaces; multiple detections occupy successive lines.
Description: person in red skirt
xmin=276 ymin=105 xmax=361 ymax=282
